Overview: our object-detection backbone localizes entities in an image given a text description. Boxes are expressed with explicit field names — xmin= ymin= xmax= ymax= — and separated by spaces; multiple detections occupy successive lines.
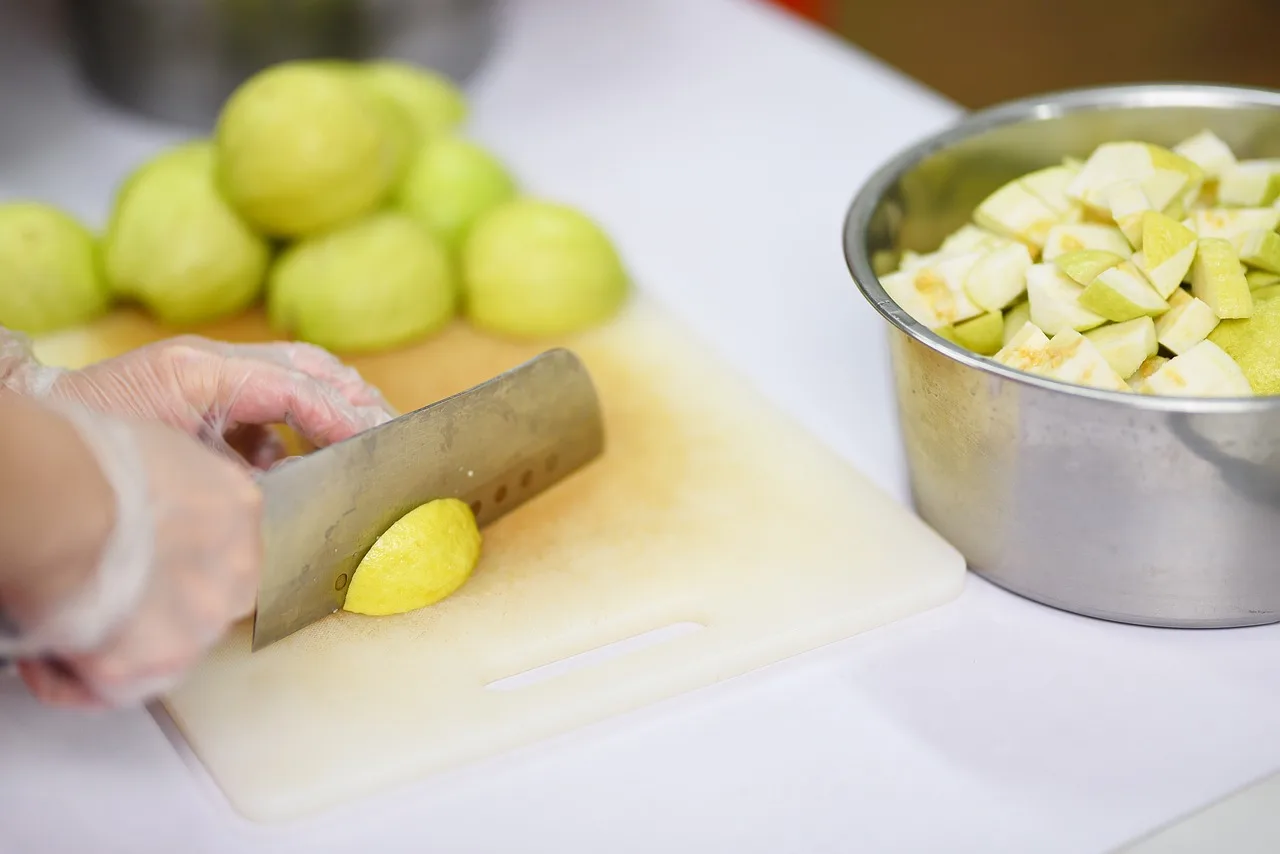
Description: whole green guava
xmin=268 ymin=212 xmax=456 ymax=353
xmin=215 ymin=61 xmax=403 ymax=237
xmin=358 ymin=60 xmax=467 ymax=144
xmin=397 ymin=137 xmax=516 ymax=249
xmin=461 ymin=199 xmax=630 ymax=338
xmin=0 ymin=202 xmax=108 ymax=334
xmin=105 ymin=141 xmax=271 ymax=326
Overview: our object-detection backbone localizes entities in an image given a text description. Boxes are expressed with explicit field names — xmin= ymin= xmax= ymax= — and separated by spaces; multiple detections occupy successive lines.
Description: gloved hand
xmin=10 ymin=402 xmax=262 ymax=709
xmin=0 ymin=328 xmax=60 ymax=397
xmin=2 ymin=330 xmax=396 ymax=468
xmin=0 ymin=327 xmax=398 ymax=708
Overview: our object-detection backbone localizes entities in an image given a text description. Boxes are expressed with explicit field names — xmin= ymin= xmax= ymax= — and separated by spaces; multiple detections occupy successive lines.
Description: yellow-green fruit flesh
xmin=1207 ymin=286 xmax=1280 ymax=395
xmin=342 ymin=497 xmax=482 ymax=617
xmin=953 ymin=311 xmax=1004 ymax=355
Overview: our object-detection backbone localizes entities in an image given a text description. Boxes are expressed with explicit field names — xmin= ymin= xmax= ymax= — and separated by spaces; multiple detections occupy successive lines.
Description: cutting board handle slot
xmin=485 ymin=622 xmax=705 ymax=692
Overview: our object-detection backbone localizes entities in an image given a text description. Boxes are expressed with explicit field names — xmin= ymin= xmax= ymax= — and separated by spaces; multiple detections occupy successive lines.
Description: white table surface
xmin=2 ymin=1 xmax=1279 ymax=852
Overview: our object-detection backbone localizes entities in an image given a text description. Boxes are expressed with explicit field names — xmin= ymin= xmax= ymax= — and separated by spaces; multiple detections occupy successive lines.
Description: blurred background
xmin=20 ymin=0 xmax=1280 ymax=130
xmin=778 ymin=0 xmax=1280 ymax=108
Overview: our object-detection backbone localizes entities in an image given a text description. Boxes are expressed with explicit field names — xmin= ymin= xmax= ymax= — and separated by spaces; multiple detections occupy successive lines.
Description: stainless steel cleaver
xmin=251 ymin=348 xmax=605 ymax=652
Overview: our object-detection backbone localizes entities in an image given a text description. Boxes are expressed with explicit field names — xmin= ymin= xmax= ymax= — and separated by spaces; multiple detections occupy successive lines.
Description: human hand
xmin=1 ymin=324 xmax=396 ymax=466
xmin=0 ymin=328 xmax=397 ymax=707
xmin=10 ymin=403 xmax=264 ymax=709
xmin=46 ymin=336 xmax=397 ymax=468
xmin=0 ymin=327 xmax=59 ymax=396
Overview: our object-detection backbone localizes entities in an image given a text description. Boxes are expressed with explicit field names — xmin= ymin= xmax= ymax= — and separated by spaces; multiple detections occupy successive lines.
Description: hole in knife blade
xmin=520 ymin=470 xmax=533 ymax=489
xmin=470 ymin=500 xmax=482 ymax=517
xmin=484 ymin=622 xmax=705 ymax=692
xmin=494 ymin=484 xmax=508 ymax=503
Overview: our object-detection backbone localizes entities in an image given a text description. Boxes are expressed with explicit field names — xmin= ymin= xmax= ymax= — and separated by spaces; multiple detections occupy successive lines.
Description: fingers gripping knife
xmin=251 ymin=349 xmax=606 ymax=651
xmin=0 ymin=351 xmax=602 ymax=676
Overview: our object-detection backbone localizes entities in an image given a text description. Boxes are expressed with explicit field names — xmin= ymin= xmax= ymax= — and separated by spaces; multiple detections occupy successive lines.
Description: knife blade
xmin=251 ymin=348 xmax=605 ymax=651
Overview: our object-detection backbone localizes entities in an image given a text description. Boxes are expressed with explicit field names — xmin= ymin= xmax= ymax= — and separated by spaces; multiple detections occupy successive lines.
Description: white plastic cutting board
xmin=1117 ymin=771 xmax=1280 ymax=853
xmin=34 ymin=297 xmax=965 ymax=824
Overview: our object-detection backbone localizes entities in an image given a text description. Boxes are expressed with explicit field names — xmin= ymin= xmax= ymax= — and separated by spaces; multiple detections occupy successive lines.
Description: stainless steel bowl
xmin=843 ymin=83 xmax=1280 ymax=628
xmin=61 ymin=0 xmax=501 ymax=129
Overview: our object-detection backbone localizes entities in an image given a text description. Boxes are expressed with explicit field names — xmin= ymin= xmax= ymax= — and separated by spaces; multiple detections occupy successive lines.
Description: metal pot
xmin=61 ymin=0 xmax=501 ymax=128
xmin=843 ymin=83 xmax=1280 ymax=628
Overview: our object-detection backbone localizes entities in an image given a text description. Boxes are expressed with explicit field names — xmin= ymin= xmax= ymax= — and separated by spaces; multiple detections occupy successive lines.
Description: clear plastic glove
xmin=0 ymin=328 xmax=60 ymax=397
xmin=0 ymin=327 xmax=398 ymax=707
xmin=11 ymin=333 xmax=397 ymax=468
xmin=7 ymin=401 xmax=262 ymax=709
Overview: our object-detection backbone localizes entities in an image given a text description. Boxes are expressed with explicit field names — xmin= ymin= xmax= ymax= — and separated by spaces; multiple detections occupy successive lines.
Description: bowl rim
xmin=842 ymin=81 xmax=1280 ymax=414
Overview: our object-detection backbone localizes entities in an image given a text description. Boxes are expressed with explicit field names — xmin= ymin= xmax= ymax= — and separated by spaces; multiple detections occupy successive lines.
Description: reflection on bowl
xmin=61 ymin=0 xmax=501 ymax=128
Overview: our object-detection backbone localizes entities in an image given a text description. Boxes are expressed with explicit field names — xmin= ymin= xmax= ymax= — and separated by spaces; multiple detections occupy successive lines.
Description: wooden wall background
xmin=807 ymin=0 xmax=1280 ymax=108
